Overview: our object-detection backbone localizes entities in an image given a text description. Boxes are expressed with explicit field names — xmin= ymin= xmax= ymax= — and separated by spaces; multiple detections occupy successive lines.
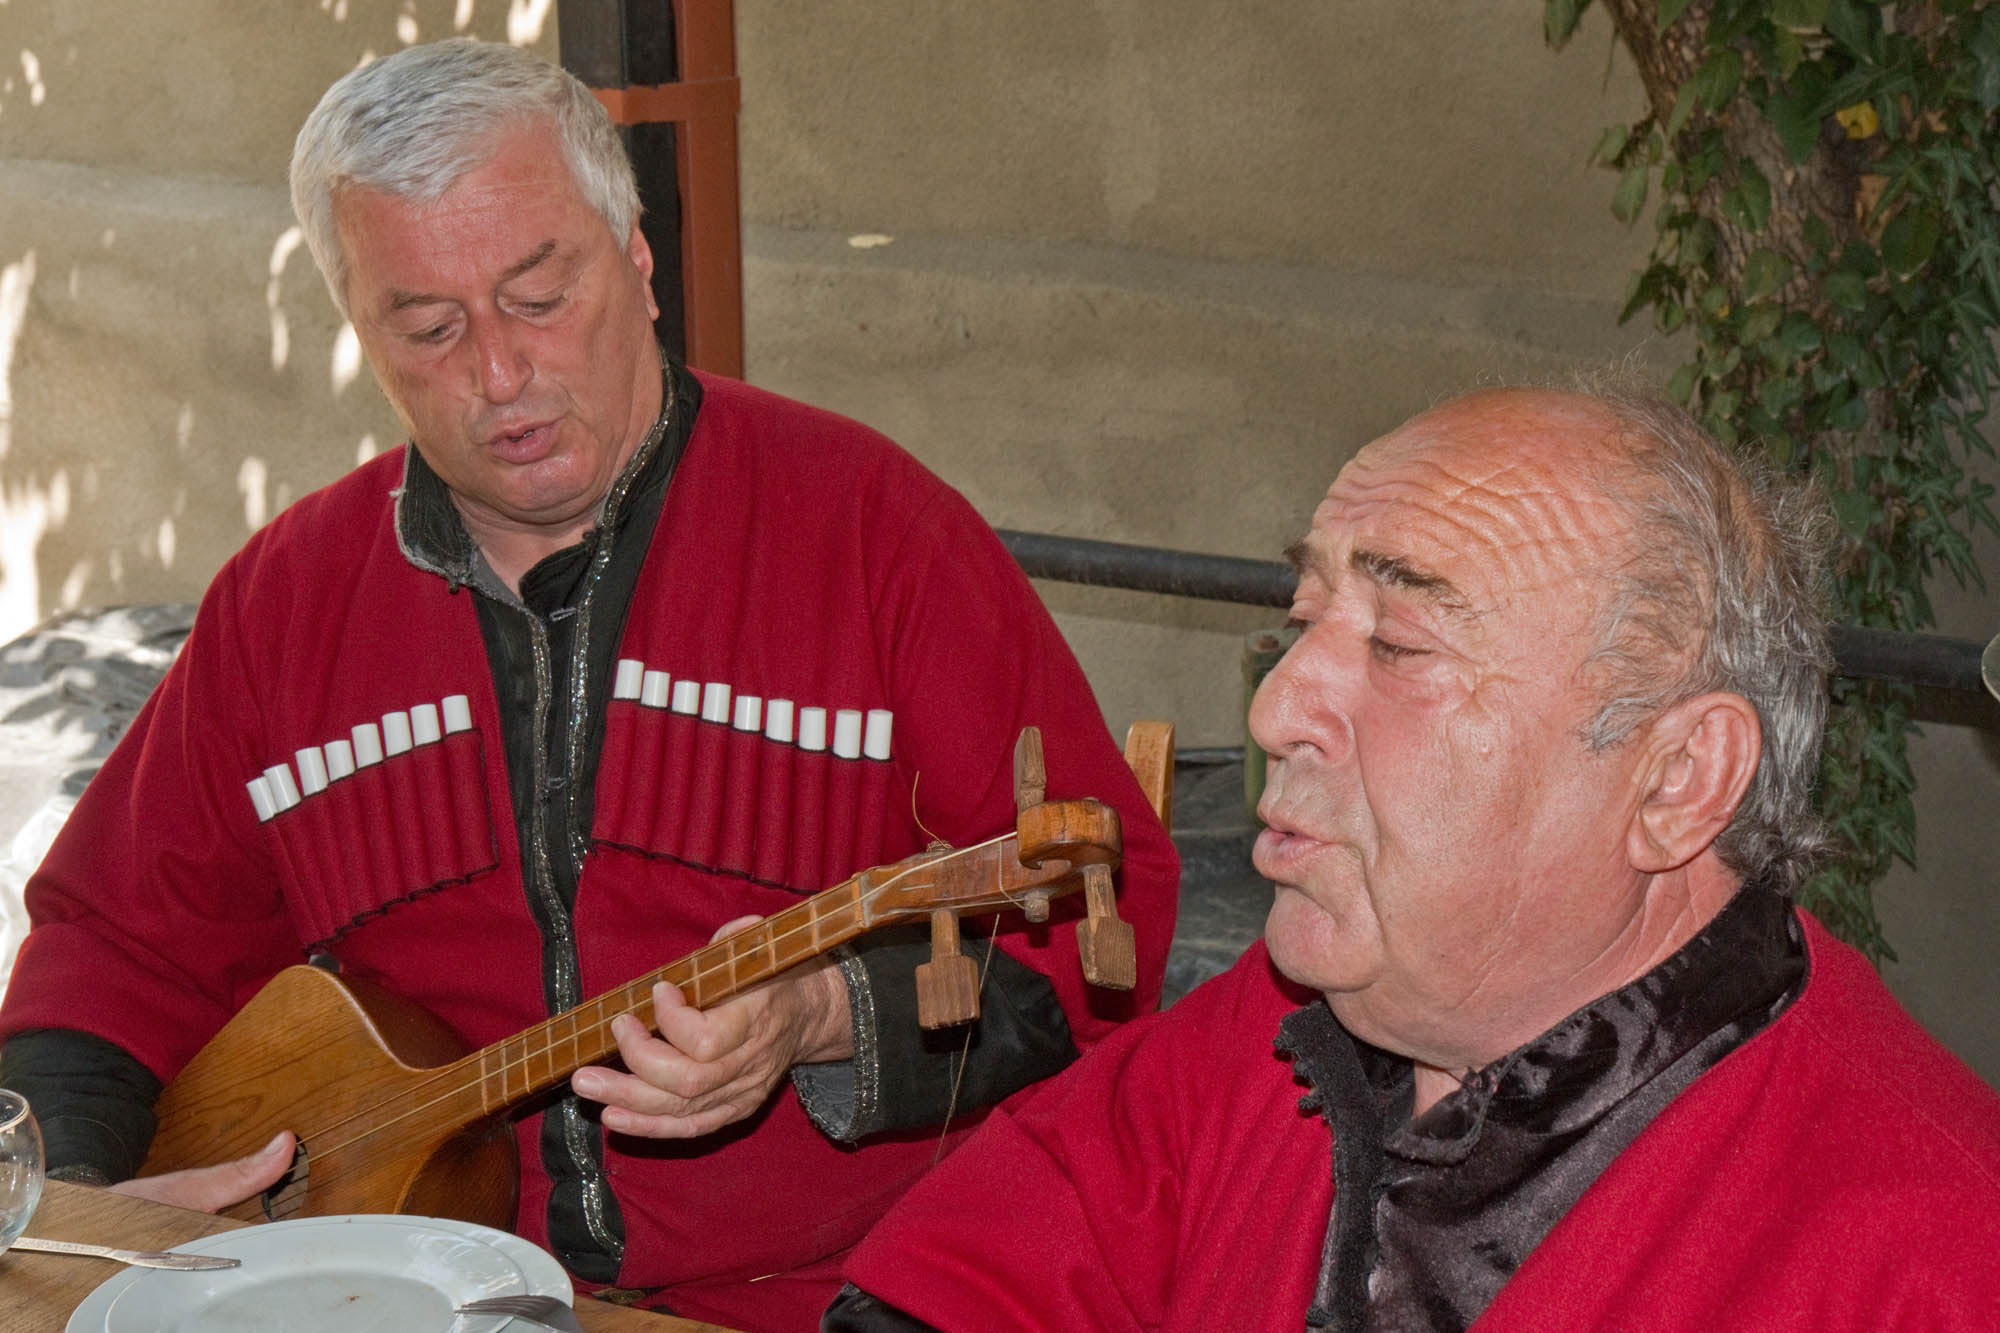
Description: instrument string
xmin=303 ymin=832 xmax=1023 ymax=1165
xmin=931 ymin=924 xmax=1004 ymax=1165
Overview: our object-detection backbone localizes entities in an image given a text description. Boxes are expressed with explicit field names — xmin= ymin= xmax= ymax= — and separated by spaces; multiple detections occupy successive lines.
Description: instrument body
xmin=141 ymin=796 xmax=1122 ymax=1226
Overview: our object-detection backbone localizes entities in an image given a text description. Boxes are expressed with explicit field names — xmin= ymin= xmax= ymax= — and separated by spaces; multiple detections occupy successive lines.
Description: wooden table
xmin=3 ymin=1180 xmax=736 ymax=1332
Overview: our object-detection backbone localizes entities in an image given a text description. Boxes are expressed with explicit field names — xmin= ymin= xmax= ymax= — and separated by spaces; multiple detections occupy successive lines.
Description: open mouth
xmin=488 ymin=420 xmax=557 ymax=462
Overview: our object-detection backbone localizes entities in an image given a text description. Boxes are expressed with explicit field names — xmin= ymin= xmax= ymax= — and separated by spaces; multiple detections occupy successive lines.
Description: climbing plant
xmin=1546 ymin=0 xmax=2000 ymax=960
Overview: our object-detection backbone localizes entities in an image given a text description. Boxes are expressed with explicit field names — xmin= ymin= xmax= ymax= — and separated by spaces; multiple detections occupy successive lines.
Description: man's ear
xmin=1626 ymin=692 xmax=1762 ymax=874
xmin=626 ymin=224 xmax=660 ymax=322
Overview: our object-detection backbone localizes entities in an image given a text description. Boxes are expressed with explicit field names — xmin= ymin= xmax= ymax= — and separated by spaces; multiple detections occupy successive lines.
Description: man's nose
xmin=468 ymin=313 xmax=531 ymax=404
xmin=1247 ymin=633 xmax=1356 ymax=767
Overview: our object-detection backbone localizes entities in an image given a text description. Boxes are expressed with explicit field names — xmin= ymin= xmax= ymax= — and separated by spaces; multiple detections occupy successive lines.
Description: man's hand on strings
xmin=571 ymin=916 xmax=855 ymax=1139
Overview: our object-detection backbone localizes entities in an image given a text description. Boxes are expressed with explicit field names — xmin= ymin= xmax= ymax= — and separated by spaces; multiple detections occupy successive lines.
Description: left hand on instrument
xmin=570 ymin=915 xmax=855 ymax=1139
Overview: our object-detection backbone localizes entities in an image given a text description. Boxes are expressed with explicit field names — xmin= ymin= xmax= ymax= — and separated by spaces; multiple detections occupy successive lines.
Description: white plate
xmin=63 ymin=1214 xmax=572 ymax=1333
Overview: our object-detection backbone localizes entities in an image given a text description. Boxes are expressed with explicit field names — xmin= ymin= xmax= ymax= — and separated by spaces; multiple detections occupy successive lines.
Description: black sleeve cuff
xmin=805 ymin=923 xmax=1079 ymax=1139
xmin=822 ymin=1282 xmax=941 ymax=1332
xmin=0 ymin=1028 xmax=161 ymax=1181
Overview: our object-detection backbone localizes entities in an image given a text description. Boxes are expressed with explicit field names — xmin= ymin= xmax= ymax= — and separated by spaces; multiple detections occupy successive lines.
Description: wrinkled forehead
xmin=1309 ymin=394 xmax=1639 ymax=609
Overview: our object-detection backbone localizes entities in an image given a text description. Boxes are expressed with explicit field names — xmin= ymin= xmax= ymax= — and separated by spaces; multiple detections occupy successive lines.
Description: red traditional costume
xmin=845 ymin=909 xmax=2000 ymax=1330
xmin=2 ymin=370 xmax=1178 ymax=1329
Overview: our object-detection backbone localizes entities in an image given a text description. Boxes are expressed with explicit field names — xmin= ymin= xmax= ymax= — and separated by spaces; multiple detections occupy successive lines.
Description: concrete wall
xmin=0 ymin=1 xmax=554 ymax=632
xmin=736 ymin=0 xmax=1663 ymax=744
xmin=1 ymin=2 xmax=1996 ymax=1080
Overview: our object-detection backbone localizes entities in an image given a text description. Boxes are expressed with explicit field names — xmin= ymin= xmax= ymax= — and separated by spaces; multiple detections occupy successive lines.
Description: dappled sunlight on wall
xmin=0 ymin=0 xmax=554 ymax=646
xmin=0 ymin=250 xmax=60 ymax=645
xmin=237 ymin=457 xmax=271 ymax=532
xmin=15 ymin=49 xmax=45 ymax=107
xmin=332 ymin=321 xmax=365 ymax=395
xmin=311 ymin=0 xmax=540 ymax=49
xmin=509 ymin=0 xmax=552 ymax=45
xmin=267 ymin=227 xmax=307 ymax=373
xmin=3 ymin=27 xmax=77 ymax=135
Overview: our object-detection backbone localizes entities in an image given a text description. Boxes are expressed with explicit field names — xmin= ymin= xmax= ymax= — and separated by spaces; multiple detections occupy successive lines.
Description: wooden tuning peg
xmin=1015 ymin=728 xmax=1051 ymax=922
xmin=915 ymin=908 xmax=980 ymax=1028
xmin=1014 ymin=726 xmax=1046 ymax=812
xmin=1074 ymin=863 xmax=1137 ymax=990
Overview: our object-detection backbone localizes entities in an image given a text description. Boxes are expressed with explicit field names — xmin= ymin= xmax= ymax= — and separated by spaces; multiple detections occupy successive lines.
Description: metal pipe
xmin=996 ymin=530 xmax=1293 ymax=608
xmin=995 ymin=529 xmax=1992 ymax=695
xmin=1829 ymin=627 xmax=1985 ymax=694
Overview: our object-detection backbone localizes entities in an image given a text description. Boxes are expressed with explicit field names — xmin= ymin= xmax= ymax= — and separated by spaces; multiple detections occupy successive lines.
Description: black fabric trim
xmin=1276 ymin=1002 xmax=1384 ymax=1333
xmin=404 ymin=361 xmax=700 ymax=1283
xmin=1288 ymin=886 xmax=1807 ymax=1332
xmin=834 ymin=923 xmax=1081 ymax=1139
xmin=820 ymin=1282 xmax=941 ymax=1333
xmin=593 ymin=838 xmax=820 ymax=898
xmin=0 ymin=1027 xmax=162 ymax=1181
xmin=300 ymin=869 xmax=488 ymax=956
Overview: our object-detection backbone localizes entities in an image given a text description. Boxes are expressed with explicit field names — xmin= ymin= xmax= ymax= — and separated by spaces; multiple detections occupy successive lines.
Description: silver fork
xmin=9 ymin=1235 xmax=242 ymax=1270
xmin=453 ymin=1293 xmax=585 ymax=1333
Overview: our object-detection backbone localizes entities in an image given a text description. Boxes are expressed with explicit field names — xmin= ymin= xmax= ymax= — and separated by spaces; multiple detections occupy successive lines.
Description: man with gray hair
xmin=0 ymin=38 xmax=1177 ymax=1329
xmin=830 ymin=385 xmax=2000 ymax=1330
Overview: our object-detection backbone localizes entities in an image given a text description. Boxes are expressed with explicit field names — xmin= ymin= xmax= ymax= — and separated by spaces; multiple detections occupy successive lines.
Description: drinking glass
xmin=0 ymin=1088 xmax=44 ymax=1252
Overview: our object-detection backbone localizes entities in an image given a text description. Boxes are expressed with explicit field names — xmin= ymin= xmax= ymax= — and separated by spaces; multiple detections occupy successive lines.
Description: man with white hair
xmin=0 ymin=39 xmax=1176 ymax=1329
xmin=828 ymin=385 xmax=2000 ymax=1330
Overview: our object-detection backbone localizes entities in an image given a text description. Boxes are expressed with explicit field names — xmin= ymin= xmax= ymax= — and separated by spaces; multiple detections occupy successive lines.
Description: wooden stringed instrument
xmin=138 ymin=730 xmax=1133 ymax=1228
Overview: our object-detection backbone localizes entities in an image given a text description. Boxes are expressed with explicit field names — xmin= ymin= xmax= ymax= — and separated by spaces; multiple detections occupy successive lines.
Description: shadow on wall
xmin=0 ymin=1 xmax=558 ymax=644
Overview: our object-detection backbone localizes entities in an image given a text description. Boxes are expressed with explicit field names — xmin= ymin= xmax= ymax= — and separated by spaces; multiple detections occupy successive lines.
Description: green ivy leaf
xmin=1657 ymin=0 xmax=1696 ymax=31
xmin=1619 ymin=265 xmax=1662 ymax=322
xmin=1832 ymin=488 xmax=1874 ymax=536
xmin=1611 ymin=163 xmax=1650 ymax=224
xmin=1544 ymin=0 xmax=1591 ymax=48
xmin=1741 ymin=248 xmax=1793 ymax=301
xmin=1881 ymin=207 xmax=1942 ymax=276
xmin=1778 ymin=312 xmax=1823 ymax=356
xmin=1774 ymin=26 xmax=1805 ymax=79
xmin=1837 ymin=240 xmax=1881 ymax=278
xmin=1722 ymin=166 xmax=1774 ymax=232
xmin=1591 ymin=122 xmax=1630 ymax=166
xmin=1822 ymin=0 xmax=1878 ymax=59
xmin=1773 ymin=0 xmax=1829 ymax=27
xmin=1825 ymin=270 xmax=1870 ymax=311
xmin=1830 ymin=393 xmax=1871 ymax=430
xmin=1977 ymin=12 xmax=2000 ymax=110
xmin=1765 ymin=88 xmax=1823 ymax=163
xmin=1762 ymin=364 xmax=1802 ymax=405
xmin=1666 ymin=80 xmax=1701 ymax=139
xmin=1693 ymin=48 xmax=1745 ymax=111
xmin=1683 ymin=216 xmax=1718 ymax=267
xmin=1854 ymin=348 xmax=1887 ymax=391
xmin=1665 ymin=364 xmax=1697 ymax=405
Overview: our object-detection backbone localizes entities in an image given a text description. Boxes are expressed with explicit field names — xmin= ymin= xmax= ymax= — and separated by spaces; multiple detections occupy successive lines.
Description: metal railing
xmin=996 ymin=530 xmax=1995 ymax=698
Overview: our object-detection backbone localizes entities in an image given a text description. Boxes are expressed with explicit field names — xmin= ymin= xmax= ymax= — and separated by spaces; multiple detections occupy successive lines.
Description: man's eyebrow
xmin=384 ymin=241 xmax=560 ymax=312
xmin=1284 ymin=541 xmax=1480 ymax=621
xmin=1283 ymin=540 xmax=1323 ymax=580
xmin=1349 ymin=547 xmax=1476 ymax=617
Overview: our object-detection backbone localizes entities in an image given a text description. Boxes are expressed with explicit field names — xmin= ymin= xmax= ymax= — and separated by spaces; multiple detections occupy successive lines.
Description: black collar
xmin=1278 ymin=885 xmax=1806 ymax=1332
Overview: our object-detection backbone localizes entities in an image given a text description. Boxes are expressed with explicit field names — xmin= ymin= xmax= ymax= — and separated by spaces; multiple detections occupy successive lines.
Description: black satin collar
xmin=1277 ymin=886 xmax=1806 ymax=1332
